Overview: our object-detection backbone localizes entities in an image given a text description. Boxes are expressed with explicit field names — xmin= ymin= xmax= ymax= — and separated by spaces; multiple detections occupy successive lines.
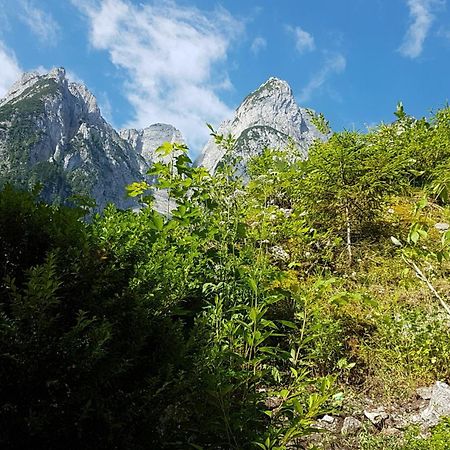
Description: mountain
xmin=0 ymin=68 xmax=187 ymax=211
xmin=0 ymin=69 xmax=326 ymax=211
xmin=196 ymin=77 xmax=328 ymax=173
xmin=0 ymin=68 xmax=147 ymax=210
xmin=120 ymin=123 xmax=185 ymax=172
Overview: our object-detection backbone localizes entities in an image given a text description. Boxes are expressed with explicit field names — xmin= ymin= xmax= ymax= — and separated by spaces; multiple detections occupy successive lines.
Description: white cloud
xmin=399 ymin=0 xmax=443 ymax=58
xmin=298 ymin=53 xmax=346 ymax=103
xmin=251 ymin=36 xmax=267 ymax=55
xmin=72 ymin=0 xmax=243 ymax=151
xmin=0 ymin=41 xmax=22 ymax=99
xmin=19 ymin=1 xmax=61 ymax=45
xmin=66 ymin=70 xmax=85 ymax=85
xmin=286 ymin=25 xmax=315 ymax=54
xmin=98 ymin=92 xmax=114 ymax=125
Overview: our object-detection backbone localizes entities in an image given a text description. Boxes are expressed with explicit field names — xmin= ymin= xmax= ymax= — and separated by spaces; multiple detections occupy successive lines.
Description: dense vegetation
xmin=2 ymin=104 xmax=450 ymax=449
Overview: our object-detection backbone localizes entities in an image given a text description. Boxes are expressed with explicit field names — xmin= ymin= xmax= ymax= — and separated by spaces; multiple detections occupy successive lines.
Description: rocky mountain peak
xmin=0 ymin=67 xmax=145 ymax=211
xmin=0 ymin=67 xmax=69 ymax=107
xmin=0 ymin=67 xmax=189 ymax=213
xmin=120 ymin=123 xmax=185 ymax=168
xmin=196 ymin=76 xmax=327 ymax=173
xmin=0 ymin=68 xmax=328 ymax=212
xmin=242 ymin=77 xmax=293 ymax=106
xmin=48 ymin=67 xmax=67 ymax=84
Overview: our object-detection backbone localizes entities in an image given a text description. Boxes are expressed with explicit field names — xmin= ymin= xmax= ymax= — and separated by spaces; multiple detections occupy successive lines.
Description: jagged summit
xmin=196 ymin=76 xmax=327 ymax=173
xmin=0 ymin=68 xmax=327 ymax=211
xmin=0 ymin=67 xmax=145 ymax=210
xmin=1 ymin=68 xmax=66 ymax=106
xmin=242 ymin=77 xmax=293 ymax=104
xmin=0 ymin=67 xmax=188 ymax=212
xmin=120 ymin=123 xmax=185 ymax=169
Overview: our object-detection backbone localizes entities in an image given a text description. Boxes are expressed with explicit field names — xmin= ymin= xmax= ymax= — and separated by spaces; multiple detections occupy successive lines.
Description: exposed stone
xmin=416 ymin=386 xmax=433 ymax=400
xmin=196 ymin=77 xmax=328 ymax=174
xmin=341 ymin=417 xmax=362 ymax=435
xmin=415 ymin=381 xmax=450 ymax=427
xmin=316 ymin=414 xmax=338 ymax=432
xmin=120 ymin=123 xmax=185 ymax=172
xmin=0 ymin=67 xmax=146 ymax=211
xmin=320 ymin=415 xmax=335 ymax=424
xmin=364 ymin=408 xmax=389 ymax=426
xmin=0 ymin=70 xmax=326 ymax=213
xmin=270 ymin=245 xmax=290 ymax=262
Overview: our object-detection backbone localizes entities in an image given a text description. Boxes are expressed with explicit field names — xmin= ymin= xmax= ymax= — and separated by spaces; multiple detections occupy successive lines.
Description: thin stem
xmin=406 ymin=257 xmax=450 ymax=317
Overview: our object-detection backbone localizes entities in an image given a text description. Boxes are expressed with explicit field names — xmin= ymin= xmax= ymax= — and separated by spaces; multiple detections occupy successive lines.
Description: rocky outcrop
xmin=0 ymin=67 xmax=148 ymax=210
xmin=196 ymin=77 xmax=328 ymax=174
xmin=413 ymin=381 xmax=450 ymax=427
xmin=120 ymin=123 xmax=184 ymax=171
xmin=0 ymin=70 xmax=327 ymax=211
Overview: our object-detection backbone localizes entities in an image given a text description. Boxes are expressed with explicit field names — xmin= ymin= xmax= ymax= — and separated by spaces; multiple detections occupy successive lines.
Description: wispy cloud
xmin=399 ymin=0 xmax=443 ymax=58
xmin=66 ymin=70 xmax=85 ymax=85
xmin=98 ymin=92 xmax=114 ymax=125
xmin=19 ymin=0 xmax=60 ymax=45
xmin=437 ymin=26 xmax=450 ymax=41
xmin=286 ymin=25 xmax=315 ymax=54
xmin=72 ymin=0 xmax=243 ymax=151
xmin=250 ymin=36 xmax=267 ymax=55
xmin=298 ymin=52 xmax=346 ymax=103
xmin=0 ymin=6 xmax=10 ymax=33
xmin=0 ymin=41 xmax=22 ymax=98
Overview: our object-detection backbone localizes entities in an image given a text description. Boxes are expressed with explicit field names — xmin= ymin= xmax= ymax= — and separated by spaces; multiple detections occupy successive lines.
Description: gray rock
xmin=0 ymin=67 xmax=189 ymax=213
xmin=416 ymin=386 xmax=433 ymax=400
xmin=320 ymin=414 xmax=335 ymax=424
xmin=196 ymin=77 xmax=328 ymax=174
xmin=364 ymin=408 xmax=389 ymax=425
xmin=417 ymin=381 xmax=450 ymax=427
xmin=120 ymin=123 xmax=185 ymax=172
xmin=0 ymin=70 xmax=327 ymax=213
xmin=270 ymin=245 xmax=290 ymax=262
xmin=0 ymin=67 xmax=147 ymax=211
xmin=316 ymin=414 xmax=338 ymax=432
xmin=341 ymin=417 xmax=362 ymax=435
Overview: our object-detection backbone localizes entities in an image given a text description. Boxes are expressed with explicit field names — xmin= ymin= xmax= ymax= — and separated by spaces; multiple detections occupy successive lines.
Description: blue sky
xmin=0 ymin=0 xmax=450 ymax=154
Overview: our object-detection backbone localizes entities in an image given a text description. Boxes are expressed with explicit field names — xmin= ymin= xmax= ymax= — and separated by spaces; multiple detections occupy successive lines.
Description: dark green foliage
xmin=0 ymin=186 xmax=185 ymax=449
xmin=3 ymin=103 xmax=450 ymax=449
xmin=0 ymin=184 xmax=85 ymax=287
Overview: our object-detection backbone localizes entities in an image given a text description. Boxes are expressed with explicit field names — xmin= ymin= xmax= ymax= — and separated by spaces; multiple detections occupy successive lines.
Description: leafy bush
xmin=0 ymin=186 xmax=185 ymax=449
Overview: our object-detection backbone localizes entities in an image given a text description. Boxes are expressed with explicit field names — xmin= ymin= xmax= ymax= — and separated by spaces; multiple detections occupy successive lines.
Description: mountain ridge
xmin=0 ymin=68 xmax=326 ymax=210
xmin=196 ymin=76 xmax=328 ymax=173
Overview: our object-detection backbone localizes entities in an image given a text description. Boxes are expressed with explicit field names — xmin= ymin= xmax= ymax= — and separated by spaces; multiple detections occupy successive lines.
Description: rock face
xmin=119 ymin=123 xmax=184 ymax=172
xmin=0 ymin=70 xmax=326 ymax=211
xmin=0 ymin=68 xmax=146 ymax=210
xmin=196 ymin=77 xmax=328 ymax=174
